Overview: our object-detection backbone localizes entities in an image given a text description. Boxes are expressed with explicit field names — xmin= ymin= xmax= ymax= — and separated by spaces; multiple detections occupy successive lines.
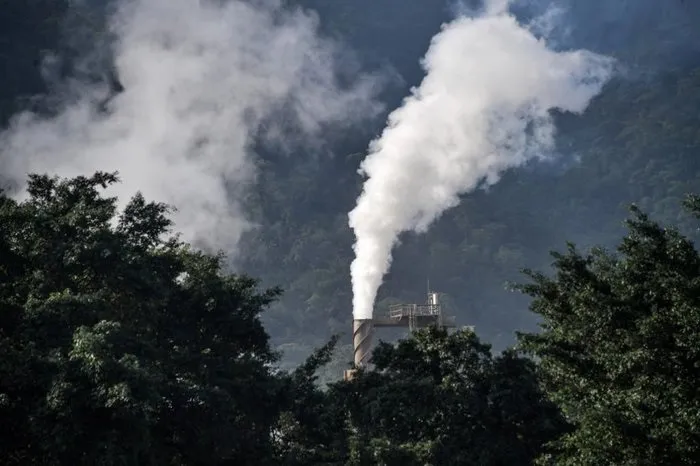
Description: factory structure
xmin=344 ymin=291 xmax=457 ymax=381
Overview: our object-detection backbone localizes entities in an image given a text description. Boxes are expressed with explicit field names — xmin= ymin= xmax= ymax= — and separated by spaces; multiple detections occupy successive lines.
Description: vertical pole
xmin=353 ymin=319 xmax=374 ymax=367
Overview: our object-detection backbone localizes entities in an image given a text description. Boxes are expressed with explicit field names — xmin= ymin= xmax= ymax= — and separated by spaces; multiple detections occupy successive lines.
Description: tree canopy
xmin=518 ymin=198 xmax=700 ymax=465
xmin=336 ymin=327 xmax=568 ymax=466
xmin=1 ymin=172 xmax=567 ymax=465
xmin=0 ymin=173 xmax=284 ymax=465
xmin=2 ymin=1 xmax=700 ymax=464
xmin=2 ymin=173 xmax=700 ymax=465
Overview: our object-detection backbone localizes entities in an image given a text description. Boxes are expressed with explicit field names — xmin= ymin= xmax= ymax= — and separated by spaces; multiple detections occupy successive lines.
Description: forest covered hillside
xmin=239 ymin=0 xmax=700 ymax=368
xmin=1 ymin=0 xmax=700 ymax=373
xmin=2 ymin=2 xmax=700 ymax=464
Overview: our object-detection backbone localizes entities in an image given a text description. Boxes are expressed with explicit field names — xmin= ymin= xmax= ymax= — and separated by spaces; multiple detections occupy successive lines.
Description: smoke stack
xmin=353 ymin=319 xmax=373 ymax=367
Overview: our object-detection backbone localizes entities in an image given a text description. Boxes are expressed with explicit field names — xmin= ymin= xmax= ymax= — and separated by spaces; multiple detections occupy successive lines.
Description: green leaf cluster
xmin=518 ymin=198 xmax=700 ymax=465
xmin=0 ymin=173 xmax=283 ymax=465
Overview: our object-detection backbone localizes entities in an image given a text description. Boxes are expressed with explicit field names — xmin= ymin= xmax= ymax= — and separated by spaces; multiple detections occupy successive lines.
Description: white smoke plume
xmin=0 ymin=0 xmax=379 ymax=252
xmin=348 ymin=2 xmax=614 ymax=319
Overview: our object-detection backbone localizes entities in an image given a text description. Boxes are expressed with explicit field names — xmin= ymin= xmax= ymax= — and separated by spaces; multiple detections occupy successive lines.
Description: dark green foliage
xmin=2 ymin=2 xmax=700 ymax=465
xmin=3 ymin=0 xmax=700 ymax=365
xmin=2 ymin=171 xmax=699 ymax=465
xmin=336 ymin=328 xmax=567 ymax=465
xmin=0 ymin=173 xmax=284 ymax=465
xmin=273 ymin=334 xmax=352 ymax=465
xmin=518 ymin=197 xmax=700 ymax=465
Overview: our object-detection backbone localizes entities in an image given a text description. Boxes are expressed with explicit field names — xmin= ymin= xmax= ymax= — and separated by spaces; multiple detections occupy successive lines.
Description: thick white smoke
xmin=0 ymin=0 xmax=379 ymax=252
xmin=348 ymin=4 xmax=614 ymax=319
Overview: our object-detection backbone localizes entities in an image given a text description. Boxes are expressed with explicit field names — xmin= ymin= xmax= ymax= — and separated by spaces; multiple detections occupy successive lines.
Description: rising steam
xmin=0 ymin=0 xmax=378 ymax=252
xmin=348 ymin=3 xmax=614 ymax=319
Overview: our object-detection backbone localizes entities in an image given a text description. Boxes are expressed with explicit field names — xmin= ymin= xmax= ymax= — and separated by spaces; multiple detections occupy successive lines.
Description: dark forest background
xmin=2 ymin=0 xmax=700 ymax=376
xmin=2 ymin=1 xmax=700 ymax=464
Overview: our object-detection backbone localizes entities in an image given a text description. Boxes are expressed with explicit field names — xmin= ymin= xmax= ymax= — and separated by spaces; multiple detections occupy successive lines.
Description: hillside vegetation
xmin=3 ymin=0 xmax=699 ymax=359
xmin=1 ymin=172 xmax=699 ymax=465
xmin=236 ymin=0 xmax=700 ymax=367
xmin=1 ymin=1 xmax=700 ymax=463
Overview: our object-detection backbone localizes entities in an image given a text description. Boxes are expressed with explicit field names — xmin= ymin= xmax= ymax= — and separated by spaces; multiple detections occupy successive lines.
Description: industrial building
xmin=344 ymin=291 xmax=457 ymax=381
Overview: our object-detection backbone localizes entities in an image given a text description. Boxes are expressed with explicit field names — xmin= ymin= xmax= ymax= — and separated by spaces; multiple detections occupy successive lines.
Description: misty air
xmin=1 ymin=0 xmax=699 ymax=464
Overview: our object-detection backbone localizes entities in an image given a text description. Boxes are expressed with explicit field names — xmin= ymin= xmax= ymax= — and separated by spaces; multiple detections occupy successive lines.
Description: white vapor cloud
xmin=0 ymin=0 xmax=380 ymax=252
xmin=348 ymin=3 xmax=614 ymax=319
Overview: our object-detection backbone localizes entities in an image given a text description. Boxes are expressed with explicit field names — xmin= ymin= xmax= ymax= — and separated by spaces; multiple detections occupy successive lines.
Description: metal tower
xmin=344 ymin=291 xmax=457 ymax=380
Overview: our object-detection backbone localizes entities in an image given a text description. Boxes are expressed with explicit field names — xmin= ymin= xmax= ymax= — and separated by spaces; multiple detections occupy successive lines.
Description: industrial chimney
xmin=344 ymin=291 xmax=457 ymax=381
xmin=352 ymin=318 xmax=373 ymax=367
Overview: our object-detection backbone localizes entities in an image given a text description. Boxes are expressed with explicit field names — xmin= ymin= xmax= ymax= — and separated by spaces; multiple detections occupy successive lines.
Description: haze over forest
xmin=2 ymin=1 xmax=700 ymax=464
xmin=2 ymin=0 xmax=699 ymax=372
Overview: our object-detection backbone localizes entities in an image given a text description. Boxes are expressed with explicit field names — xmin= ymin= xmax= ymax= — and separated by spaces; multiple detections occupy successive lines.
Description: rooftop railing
xmin=387 ymin=303 xmax=440 ymax=319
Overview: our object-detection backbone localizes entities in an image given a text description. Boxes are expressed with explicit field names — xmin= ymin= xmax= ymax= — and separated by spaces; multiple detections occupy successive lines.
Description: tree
xmin=334 ymin=327 xmax=567 ymax=465
xmin=272 ymin=334 xmax=350 ymax=466
xmin=0 ymin=172 xmax=284 ymax=465
xmin=517 ymin=196 xmax=700 ymax=465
